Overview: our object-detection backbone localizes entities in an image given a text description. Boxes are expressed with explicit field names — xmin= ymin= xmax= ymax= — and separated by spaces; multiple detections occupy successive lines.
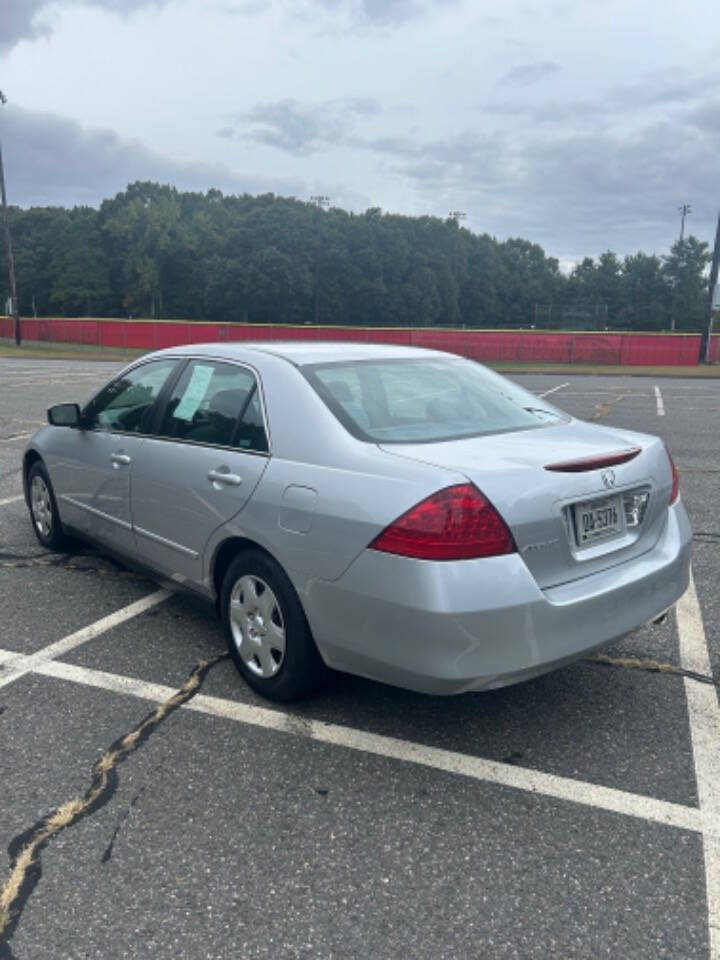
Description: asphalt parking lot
xmin=1 ymin=358 xmax=719 ymax=960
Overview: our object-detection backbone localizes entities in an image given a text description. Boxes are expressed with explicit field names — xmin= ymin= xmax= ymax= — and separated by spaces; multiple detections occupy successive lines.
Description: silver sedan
xmin=23 ymin=343 xmax=692 ymax=701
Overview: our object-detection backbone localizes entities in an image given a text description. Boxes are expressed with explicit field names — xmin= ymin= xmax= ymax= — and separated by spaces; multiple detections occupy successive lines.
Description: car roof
xmin=154 ymin=341 xmax=454 ymax=366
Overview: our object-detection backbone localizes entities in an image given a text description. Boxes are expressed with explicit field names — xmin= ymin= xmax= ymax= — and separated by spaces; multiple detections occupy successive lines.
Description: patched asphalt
xmin=0 ymin=359 xmax=718 ymax=959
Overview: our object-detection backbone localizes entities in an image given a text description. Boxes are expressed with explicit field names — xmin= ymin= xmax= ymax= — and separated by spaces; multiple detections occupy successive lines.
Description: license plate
xmin=573 ymin=495 xmax=623 ymax=545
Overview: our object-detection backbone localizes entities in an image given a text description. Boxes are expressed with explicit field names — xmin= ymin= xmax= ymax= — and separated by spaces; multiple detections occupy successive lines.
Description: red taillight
xmin=665 ymin=445 xmax=680 ymax=504
xmin=369 ymin=484 xmax=515 ymax=561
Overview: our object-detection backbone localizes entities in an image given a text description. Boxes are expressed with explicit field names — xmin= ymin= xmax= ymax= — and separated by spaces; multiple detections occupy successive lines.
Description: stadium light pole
xmin=310 ymin=195 xmax=330 ymax=325
xmin=670 ymin=204 xmax=691 ymax=333
xmin=0 ymin=90 xmax=20 ymax=346
xmin=678 ymin=203 xmax=691 ymax=243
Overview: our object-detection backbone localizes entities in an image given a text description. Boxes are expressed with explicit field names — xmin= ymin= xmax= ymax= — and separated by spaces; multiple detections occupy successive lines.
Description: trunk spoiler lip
xmin=544 ymin=447 xmax=642 ymax=473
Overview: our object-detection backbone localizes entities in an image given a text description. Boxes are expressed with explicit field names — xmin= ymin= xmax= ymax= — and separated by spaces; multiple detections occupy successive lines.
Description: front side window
xmin=305 ymin=358 xmax=569 ymax=443
xmin=157 ymin=360 xmax=269 ymax=452
xmin=85 ymin=360 xmax=178 ymax=433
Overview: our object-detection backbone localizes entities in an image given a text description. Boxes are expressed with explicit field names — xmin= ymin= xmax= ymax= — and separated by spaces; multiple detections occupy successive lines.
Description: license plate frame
xmin=573 ymin=494 xmax=624 ymax=546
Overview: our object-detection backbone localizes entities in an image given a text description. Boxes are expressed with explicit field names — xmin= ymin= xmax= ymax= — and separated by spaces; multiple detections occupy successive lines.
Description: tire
xmin=221 ymin=548 xmax=327 ymax=702
xmin=27 ymin=461 xmax=68 ymax=550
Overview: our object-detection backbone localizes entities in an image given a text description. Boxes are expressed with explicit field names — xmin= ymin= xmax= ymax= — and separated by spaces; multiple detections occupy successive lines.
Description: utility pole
xmin=310 ymin=195 xmax=329 ymax=325
xmin=449 ymin=211 xmax=466 ymax=225
xmin=699 ymin=210 xmax=720 ymax=364
xmin=678 ymin=203 xmax=691 ymax=243
xmin=0 ymin=90 xmax=20 ymax=346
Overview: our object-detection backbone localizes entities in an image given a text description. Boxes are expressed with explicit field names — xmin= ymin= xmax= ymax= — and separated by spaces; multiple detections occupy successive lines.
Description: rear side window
xmin=305 ymin=358 xmax=568 ymax=443
xmin=157 ymin=360 xmax=269 ymax=452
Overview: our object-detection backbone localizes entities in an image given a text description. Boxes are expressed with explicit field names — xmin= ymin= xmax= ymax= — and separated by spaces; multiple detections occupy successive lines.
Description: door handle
xmin=110 ymin=452 xmax=131 ymax=466
xmin=208 ymin=469 xmax=242 ymax=487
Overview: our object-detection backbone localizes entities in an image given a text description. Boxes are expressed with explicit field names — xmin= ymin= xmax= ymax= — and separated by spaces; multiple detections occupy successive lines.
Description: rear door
xmin=51 ymin=358 xmax=180 ymax=554
xmin=129 ymin=359 xmax=270 ymax=586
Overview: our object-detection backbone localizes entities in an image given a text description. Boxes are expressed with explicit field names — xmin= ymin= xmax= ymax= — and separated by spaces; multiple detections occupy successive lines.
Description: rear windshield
xmin=303 ymin=357 xmax=569 ymax=443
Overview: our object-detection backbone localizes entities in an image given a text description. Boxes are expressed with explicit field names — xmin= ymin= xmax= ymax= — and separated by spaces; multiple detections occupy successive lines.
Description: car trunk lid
xmin=380 ymin=422 xmax=672 ymax=589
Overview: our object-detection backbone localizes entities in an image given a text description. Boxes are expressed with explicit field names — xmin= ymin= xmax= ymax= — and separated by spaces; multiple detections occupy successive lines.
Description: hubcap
xmin=229 ymin=575 xmax=286 ymax=678
xmin=30 ymin=475 xmax=53 ymax=538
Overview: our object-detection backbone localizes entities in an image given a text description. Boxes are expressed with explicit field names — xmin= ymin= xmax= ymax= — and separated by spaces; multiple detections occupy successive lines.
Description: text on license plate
xmin=574 ymin=495 xmax=623 ymax=545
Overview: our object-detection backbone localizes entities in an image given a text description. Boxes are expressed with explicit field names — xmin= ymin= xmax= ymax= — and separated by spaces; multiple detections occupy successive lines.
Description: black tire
xmin=27 ymin=460 xmax=68 ymax=550
xmin=221 ymin=548 xmax=327 ymax=702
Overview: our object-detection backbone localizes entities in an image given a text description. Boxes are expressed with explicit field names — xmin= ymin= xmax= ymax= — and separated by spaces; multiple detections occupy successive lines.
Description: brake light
xmin=665 ymin=445 xmax=680 ymax=504
xmin=369 ymin=484 xmax=516 ymax=561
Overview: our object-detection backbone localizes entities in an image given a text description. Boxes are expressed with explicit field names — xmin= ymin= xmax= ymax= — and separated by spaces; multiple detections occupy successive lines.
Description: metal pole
xmin=0 ymin=137 xmax=20 ymax=345
xmin=679 ymin=203 xmax=691 ymax=243
xmin=310 ymin=195 xmax=329 ymax=325
xmin=699 ymin=211 xmax=720 ymax=364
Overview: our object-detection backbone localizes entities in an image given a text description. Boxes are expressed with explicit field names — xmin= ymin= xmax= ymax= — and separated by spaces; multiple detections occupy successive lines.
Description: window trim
xmin=147 ymin=356 xmax=272 ymax=456
xmin=78 ymin=355 xmax=271 ymax=456
xmin=80 ymin=357 xmax=185 ymax=437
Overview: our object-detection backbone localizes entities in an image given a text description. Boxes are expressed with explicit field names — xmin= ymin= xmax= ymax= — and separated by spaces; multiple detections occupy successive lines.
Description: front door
xmin=130 ymin=359 xmax=270 ymax=586
xmin=51 ymin=358 xmax=180 ymax=555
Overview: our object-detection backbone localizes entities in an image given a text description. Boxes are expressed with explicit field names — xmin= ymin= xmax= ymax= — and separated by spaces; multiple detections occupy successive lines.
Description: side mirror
xmin=47 ymin=403 xmax=82 ymax=428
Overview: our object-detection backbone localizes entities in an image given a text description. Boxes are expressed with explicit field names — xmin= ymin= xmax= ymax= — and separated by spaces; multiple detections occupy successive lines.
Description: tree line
xmin=1 ymin=181 xmax=712 ymax=330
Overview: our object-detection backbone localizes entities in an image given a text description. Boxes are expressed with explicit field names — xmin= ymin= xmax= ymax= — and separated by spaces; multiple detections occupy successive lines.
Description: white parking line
xmin=654 ymin=385 xmax=665 ymax=416
xmin=0 ymin=433 xmax=34 ymax=443
xmin=677 ymin=571 xmax=720 ymax=959
xmin=538 ymin=381 xmax=570 ymax=399
xmin=0 ymin=495 xmax=23 ymax=507
xmin=0 ymin=646 xmax=703 ymax=837
xmin=0 ymin=590 xmax=171 ymax=690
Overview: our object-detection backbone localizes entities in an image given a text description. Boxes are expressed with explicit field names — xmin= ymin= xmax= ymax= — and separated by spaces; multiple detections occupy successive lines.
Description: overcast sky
xmin=1 ymin=0 xmax=719 ymax=265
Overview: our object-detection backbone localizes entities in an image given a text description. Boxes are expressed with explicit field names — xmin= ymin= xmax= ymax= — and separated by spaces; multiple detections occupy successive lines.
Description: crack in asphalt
xmin=585 ymin=653 xmax=719 ymax=688
xmin=694 ymin=532 xmax=720 ymax=544
xmin=101 ymin=789 xmax=146 ymax=864
xmin=0 ymin=551 xmax=150 ymax=582
xmin=0 ymin=652 xmax=229 ymax=958
xmin=589 ymin=393 xmax=630 ymax=421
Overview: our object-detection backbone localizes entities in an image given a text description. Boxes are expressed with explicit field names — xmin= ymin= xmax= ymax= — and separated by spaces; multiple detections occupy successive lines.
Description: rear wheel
xmin=221 ymin=549 xmax=327 ymax=702
xmin=27 ymin=461 xmax=67 ymax=550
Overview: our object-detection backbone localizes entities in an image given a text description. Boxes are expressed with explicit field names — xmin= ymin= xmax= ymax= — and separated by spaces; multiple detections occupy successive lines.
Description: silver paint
xmin=24 ymin=342 xmax=693 ymax=696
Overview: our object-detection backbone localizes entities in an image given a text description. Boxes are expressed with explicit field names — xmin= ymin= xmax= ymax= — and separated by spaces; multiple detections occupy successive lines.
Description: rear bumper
xmin=304 ymin=501 xmax=692 ymax=695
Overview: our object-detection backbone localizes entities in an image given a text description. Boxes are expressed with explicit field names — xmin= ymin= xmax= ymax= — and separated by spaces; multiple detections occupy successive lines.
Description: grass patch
xmin=0 ymin=341 xmax=143 ymax=362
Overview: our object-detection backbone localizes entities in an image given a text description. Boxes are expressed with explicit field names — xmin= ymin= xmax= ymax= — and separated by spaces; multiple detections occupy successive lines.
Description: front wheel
xmin=221 ymin=549 xmax=328 ymax=702
xmin=27 ymin=461 xmax=68 ymax=550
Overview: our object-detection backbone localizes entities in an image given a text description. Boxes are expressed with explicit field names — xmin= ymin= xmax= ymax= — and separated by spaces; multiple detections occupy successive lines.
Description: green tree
xmin=662 ymin=236 xmax=711 ymax=331
xmin=618 ymin=252 xmax=668 ymax=331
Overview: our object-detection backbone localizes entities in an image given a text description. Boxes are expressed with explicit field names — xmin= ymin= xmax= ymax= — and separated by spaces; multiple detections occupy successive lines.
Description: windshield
xmin=304 ymin=358 xmax=569 ymax=443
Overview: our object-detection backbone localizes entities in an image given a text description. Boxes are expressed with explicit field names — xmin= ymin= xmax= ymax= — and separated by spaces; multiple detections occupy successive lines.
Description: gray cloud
xmin=0 ymin=105 xmax=304 ymax=207
xmin=0 ymin=0 xmax=169 ymax=53
xmin=482 ymin=69 xmax=720 ymax=125
xmin=357 ymin=92 xmax=720 ymax=256
xmin=497 ymin=61 xmax=560 ymax=87
xmin=608 ymin=70 xmax=720 ymax=109
xmin=221 ymin=97 xmax=381 ymax=154
xmin=312 ymin=0 xmax=457 ymax=25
